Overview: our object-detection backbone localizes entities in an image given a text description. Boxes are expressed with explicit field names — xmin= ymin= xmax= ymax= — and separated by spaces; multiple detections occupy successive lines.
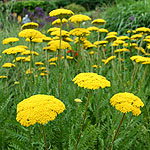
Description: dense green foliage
xmin=101 ymin=0 xmax=150 ymax=34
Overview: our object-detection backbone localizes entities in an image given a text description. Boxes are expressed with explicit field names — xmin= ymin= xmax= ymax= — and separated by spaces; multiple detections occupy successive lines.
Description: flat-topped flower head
xmin=69 ymin=14 xmax=91 ymax=24
xmin=114 ymin=48 xmax=130 ymax=53
xmin=103 ymin=56 xmax=116 ymax=65
xmin=110 ymin=92 xmax=144 ymax=116
xmin=91 ymin=19 xmax=106 ymax=25
xmin=49 ymin=8 xmax=74 ymax=18
xmin=51 ymin=30 xmax=69 ymax=37
xmin=21 ymin=22 xmax=39 ymax=30
xmin=2 ymin=37 xmax=19 ymax=45
xmin=70 ymin=28 xmax=90 ymax=37
xmin=18 ymin=29 xmax=43 ymax=40
xmin=2 ymin=63 xmax=15 ymax=68
xmin=48 ymin=40 xmax=71 ymax=50
xmin=21 ymin=50 xmax=39 ymax=56
xmin=47 ymin=27 xmax=60 ymax=34
xmin=99 ymin=28 xmax=108 ymax=33
xmin=131 ymin=34 xmax=143 ymax=40
xmin=72 ymin=72 xmax=111 ymax=90
xmin=94 ymin=41 xmax=108 ymax=47
xmin=35 ymin=62 xmax=44 ymax=66
xmin=136 ymin=27 xmax=150 ymax=34
xmin=43 ymin=46 xmax=57 ymax=52
xmin=105 ymin=35 xmax=117 ymax=41
xmin=130 ymin=56 xmax=150 ymax=63
xmin=107 ymin=32 xmax=118 ymax=36
xmin=52 ymin=18 xmax=68 ymax=26
xmin=16 ymin=94 xmax=65 ymax=127
xmin=87 ymin=26 xmax=99 ymax=31
xmin=117 ymin=36 xmax=129 ymax=40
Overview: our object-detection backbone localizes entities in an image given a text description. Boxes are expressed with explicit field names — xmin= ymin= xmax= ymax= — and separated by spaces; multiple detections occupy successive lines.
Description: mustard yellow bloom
xmin=113 ymin=40 xmax=125 ymax=45
xmin=26 ymin=68 xmax=33 ymax=74
xmin=18 ymin=29 xmax=43 ymax=39
xmin=2 ymin=47 xmax=26 ymax=55
xmin=89 ymin=51 xmax=95 ymax=55
xmin=110 ymin=92 xmax=144 ymax=116
xmin=49 ymin=57 xmax=58 ymax=62
xmin=70 ymin=28 xmax=90 ymax=37
xmin=52 ymin=18 xmax=68 ymax=26
xmin=15 ymin=45 xmax=28 ymax=49
xmin=43 ymin=46 xmax=56 ymax=52
xmin=72 ymin=72 xmax=111 ymax=90
xmin=99 ymin=28 xmax=108 ymax=33
xmin=48 ymin=40 xmax=71 ymax=50
xmin=63 ymin=37 xmax=73 ymax=42
xmin=136 ymin=27 xmax=150 ymax=34
xmin=42 ymin=36 xmax=52 ymax=42
xmin=2 ymin=37 xmax=19 ymax=45
xmin=131 ymin=34 xmax=143 ymax=40
xmin=107 ymin=32 xmax=118 ymax=36
xmin=69 ymin=14 xmax=91 ymax=24
xmin=130 ymin=56 xmax=150 ymax=63
xmin=21 ymin=22 xmax=39 ymax=30
xmin=51 ymin=30 xmax=69 ymax=37
xmin=91 ymin=19 xmax=106 ymax=25
xmin=114 ymin=48 xmax=130 ymax=53
xmin=13 ymin=57 xmax=26 ymax=62
xmin=87 ymin=26 xmax=99 ymax=31
xmin=94 ymin=41 xmax=108 ymax=46
xmin=16 ymin=94 xmax=65 ymax=127
xmin=74 ymin=98 xmax=82 ymax=103
xmin=103 ymin=56 xmax=116 ymax=65
xmin=105 ymin=35 xmax=117 ymax=41
xmin=117 ymin=36 xmax=129 ymax=40
xmin=0 ymin=76 xmax=7 ymax=79
xmin=50 ymin=62 xmax=56 ymax=66
xmin=38 ymin=67 xmax=46 ymax=71
xmin=21 ymin=50 xmax=39 ymax=56
xmin=49 ymin=8 xmax=74 ymax=18
xmin=26 ymin=38 xmax=43 ymax=43
xmin=83 ymin=40 xmax=94 ymax=49
xmin=2 ymin=63 xmax=15 ymax=68
xmin=35 ymin=62 xmax=44 ymax=66
xmin=47 ymin=27 xmax=60 ymax=34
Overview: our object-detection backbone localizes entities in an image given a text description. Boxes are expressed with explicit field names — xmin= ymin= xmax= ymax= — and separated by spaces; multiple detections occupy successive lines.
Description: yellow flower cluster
xmin=2 ymin=37 xmax=19 ymax=45
xmin=114 ymin=48 xmax=130 ymax=53
xmin=110 ymin=92 xmax=144 ymax=116
xmin=13 ymin=56 xmax=31 ymax=62
xmin=16 ymin=94 xmax=65 ymax=127
xmin=136 ymin=27 xmax=150 ymax=34
xmin=83 ymin=40 xmax=94 ymax=50
xmin=72 ymin=72 xmax=111 ymax=90
xmin=70 ymin=28 xmax=90 ymax=37
xmin=51 ymin=30 xmax=69 ymax=37
xmin=131 ymin=34 xmax=143 ymax=40
xmin=103 ymin=56 xmax=116 ymax=65
xmin=91 ymin=19 xmax=106 ymax=25
xmin=21 ymin=22 xmax=39 ymax=30
xmin=117 ymin=36 xmax=129 ymax=40
xmin=130 ymin=56 xmax=150 ymax=64
xmin=69 ymin=14 xmax=91 ymax=23
xmin=18 ymin=29 xmax=43 ymax=39
xmin=49 ymin=8 xmax=74 ymax=18
xmin=48 ymin=40 xmax=71 ymax=50
xmin=87 ymin=26 xmax=99 ymax=31
xmin=21 ymin=50 xmax=39 ymax=56
xmin=52 ymin=18 xmax=68 ymax=26
xmin=2 ymin=63 xmax=15 ymax=68
xmin=35 ymin=62 xmax=44 ymax=66
xmin=94 ymin=41 xmax=108 ymax=47
xmin=105 ymin=35 xmax=117 ymax=41
xmin=0 ymin=76 xmax=7 ymax=79
xmin=2 ymin=46 xmax=26 ymax=55
xmin=99 ymin=28 xmax=108 ymax=33
xmin=107 ymin=32 xmax=118 ymax=36
xmin=47 ymin=27 xmax=60 ymax=34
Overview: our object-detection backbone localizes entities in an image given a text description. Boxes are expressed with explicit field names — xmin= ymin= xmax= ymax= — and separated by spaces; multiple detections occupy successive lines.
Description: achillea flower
xmin=14 ymin=81 xmax=19 ymax=85
xmin=117 ymin=36 xmax=129 ymax=40
xmin=0 ymin=76 xmax=7 ymax=79
xmin=50 ymin=62 xmax=56 ymax=66
xmin=13 ymin=57 xmax=26 ymax=62
xmin=26 ymin=38 xmax=43 ymax=43
xmin=52 ymin=18 xmax=68 ymax=26
xmin=114 ymin=48 xmax=130 ymax=53
xmin=113 ymin=40 xmax=125 ymax=45
xmin=74 ymin=98 xmax=82 ymax=103
xmin=87 ymin=26 xmax=99 ymax=31
xmin=16 ymin=94 xmax=65 ymax=127
xmin=42 ymin=36 xmax=52 ymax=42
xmin=105 ymin=35 xmax=117 ymax=41
xmin=136 ymin=27 xmax=150 ymax=34
xmin=35 ymin=62 xmax=44 ymax=66
xmin=131 ymin=34 xmax=143 ymax=40
xmin=18 ymin=29 xmax=43 ymax=39
xmin=51 ymin=30 xmax=69 ymax=37
xmin=103 ymin=56 xmax=116 ymax=65
xmin=89 ymin=51 xmax=95 ymax=55
xmin=123 ymin=42 xmax=137 ymax=48
xmin=2 ymin=63 xmax=15 ymax=68
xmin=0 ymin=56 xmax=2 ymax=59
xmin=69 ymin=14 xmax=91 ymax=24
xmin=69 ymin=28 xmax=90 ymax=37
xmin=94 ymin=41 xmax=108 ymax=46
xmin=47 ymin=27 xmax=60 ymax=34
xmin=92 ymin=65 xmax=101 ymax=68
xmin=48 ymin=40 xmax=71 ymax=50
xmin=2 ymin=37 xmax=19 ymax=45
xmin=49 ymin=8 xmax=74 ymax=18
xmin=63 ymin=37 xmax=73 ymax=42
xmin=99 ymin=28 xmax=108 ymax=33
xmin=91 ymin=19 xmax=106 ymax=25
xmin=38 ymin=67 xmax=46 ymax=71
xmin=26 ymin=68 xmax=33 ymax=74
xmin=107 ymin=32 xmax=118 ymax=36
xmin=40 ymin=72 xmax=47 ymax=76
xmin=110 ymin=92 xmax=144 ymax=116
xmin=49 ymin=57 xmax=58 ymax=62
xmin=72 ymin=72 xmax=111 ymax=90
xmin=143 ymin=39 xmax=150 ymax=43
xmin=43 ymin=46 xmax=57 ymax=52
xmin=21 ymin=50 xmax=39 ymax=56
xmin=130 ymin=56 xmax=150 ymax=63
xmin=2 ymin=47 xmax=26 ymax=55
xmin=15 ymin=45 xmax=28 ymax=49
xmin=21 ymin=22 xmax=39 ymax=30
xmin=83 ymin=40 xmax=94 ymax=50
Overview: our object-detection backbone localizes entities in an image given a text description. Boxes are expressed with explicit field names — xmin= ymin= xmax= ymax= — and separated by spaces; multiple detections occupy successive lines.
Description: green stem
xmin=75 ymin=90 xmax=92 ymax=150
xmin=42 ymin=125 xmax=48 ymax=150
xmin=110 ymin=113 xmax=125 ymax=150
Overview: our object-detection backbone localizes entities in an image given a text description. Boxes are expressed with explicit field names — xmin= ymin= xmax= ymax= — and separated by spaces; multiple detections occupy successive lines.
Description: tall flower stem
xmin=110 ymin=113 xmax=125 ymax=150
xmin=58 ymin=19 xmax=62 ymax=99
xmin=42 ymin=125 xmax=48 ymax=150
xmin=75 ymin=90 xmax=92 ymax=150
xmin=77 ymin=37 xmax=81 ymax=74
xmin=45 ymin=50 xmax=49 ymax=92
